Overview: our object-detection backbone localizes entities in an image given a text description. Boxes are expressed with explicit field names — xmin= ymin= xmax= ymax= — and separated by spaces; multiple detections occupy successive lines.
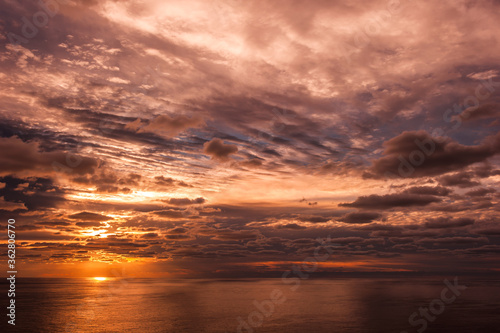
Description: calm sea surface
xmin=2 ymin=277 xmax=499 ymax=332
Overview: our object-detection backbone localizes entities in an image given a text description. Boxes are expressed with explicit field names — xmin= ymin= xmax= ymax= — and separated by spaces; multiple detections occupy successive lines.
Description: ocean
xmin=2 ymin=277 xmax=499 ymax=332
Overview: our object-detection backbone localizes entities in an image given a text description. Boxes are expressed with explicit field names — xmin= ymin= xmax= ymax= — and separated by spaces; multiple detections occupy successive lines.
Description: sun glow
xmin=93 ymin=277 xmax=107 ymax=281
xmin=84 ymin=229 xmax=108 ymax=237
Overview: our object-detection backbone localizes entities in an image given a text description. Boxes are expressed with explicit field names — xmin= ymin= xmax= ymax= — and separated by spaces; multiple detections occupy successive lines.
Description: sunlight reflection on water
xmin=5 ymin=277 xmax=500 ymax=332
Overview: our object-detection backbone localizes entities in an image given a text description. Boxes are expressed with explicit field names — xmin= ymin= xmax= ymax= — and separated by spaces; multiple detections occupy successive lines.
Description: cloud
xmin=73 ymin=172 xmax=141 ymax=193
xmin=417 ymin=237 xmax=488 ymax=245
xmin=339 ymin=193 xmax=441 ymax=209
xmin=460 ymin=103 xmax=500 ymax=122
xmin=137 ymin=115 xmax=203 ymax=137
xmin=0 ymin=196 xmax=27 ymax=211
xmin=338 ymin=212 xmax=382 ymax=224
xmin=0 ymin=176 xmax=66 ymax=210
xmin=238 ymin=158 xmax=264 ymax=168
xmin=402 ymin=186 xmax=451 ymax=196
xmin=68 ymin=212 xmax=113 ymax=221
xmin=35 ymin=222 xmax=71 ymax=227
xmin=153 ymin=210 xmax=185 ymax=219
xmin=141 ymin=233 xmax=159 ymax=238
xmin=0 ymin=136 xmax=98 ymax=176
xmin=166 ymin=227 xmax=188 ymax=234
xmin=367 ymin=131 xmax=500 ymax=178
xmin=75 ymin=222 xmax=104 ymax=227
xmin=212 ymin=229 xmax=260 ymax=241
xmin=472 ymin=163 xmax=500 ymax=178
xmin=424 ymin=217 xmax=475 ymax=229
xmin=166 ymin=234 xmax=192 ymax=240
xmin=437 ymin=172 xmax=481 ymax=188
xmin=154 ymin=176 xmax=191 ymax=187
xmin=166 ymin=197 xmax=206 ymax=206
xmin=124 ymin=118 xmax=143 ymax=131
xmin=2 ymin=0 xmax=500 ymax=276
xmin=276 ymin=223 xmax=307 ymax=230
xmin=296 ymin=215 xmax=333 ymax=223
xmin=475 ymin=228 xmax=500 ymax=236
xmin=203 ymin=138 xmax=238 ymax=160
xmin=465 ymin=187 xmax=496 ymax=197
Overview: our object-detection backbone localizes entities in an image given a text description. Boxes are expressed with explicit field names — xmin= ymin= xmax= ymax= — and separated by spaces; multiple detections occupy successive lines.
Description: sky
xmin=0 ymin=0 xmax=499 ymax=278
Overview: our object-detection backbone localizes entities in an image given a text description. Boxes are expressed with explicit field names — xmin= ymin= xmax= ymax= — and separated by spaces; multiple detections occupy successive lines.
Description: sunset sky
xmin=1 ymin=0 xmax=499 ymax=278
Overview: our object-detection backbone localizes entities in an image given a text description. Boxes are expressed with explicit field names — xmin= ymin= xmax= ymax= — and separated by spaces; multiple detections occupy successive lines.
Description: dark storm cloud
xmin=166 ymin=227 xmax=188 ymax=234
xmin=141 ymin=233 xmax=159 ymax=239
xmin=338 ymin=212 xmax=382 ymax=224
xmin=68 ymin=212 xmax=113 ymax=221
xmin=61 ymin=109 xmax=195 ymax=152
xmin=211 ymin=229 xmax=260 ymax=241
xmin=165 ymin=234 xmax=192 ymax=240
xmin=75 ymin=222 xmax=104 ymax=228
xmin=402 ymin=186 xmax=451 ymax=196
xmin=475 ymin=228 xmax=500 ymax=236
xmin=416 ymin=237 xmax=488 ymax=245
xmin=0 ymin=176 xmax=65 ymax=210
xmin=460 ymin=103 xmax=500 ymax=122
xmin=276 ymin=223 xmax=307 ymax=230
xmin=153 ymin=210 xmax=186 ymax=219
xmin=465 ymin=187 xmax=496 ymax=197
xmin=424 ymin=217 xmax=475 ymax=229
xmin=297 ymin=215 xmax=332 ymax=223
xmin=60 ymin=109 xmax=204 ymax=156
xmin=0 ymin=119 xmax=90 ymax=152
xmin=0 ymin=136 xmax=99 ymax=176
xmin=261 ymin=148 xmax=281 ymax=157
xmin=166 ymin=197 xmax=206 ymax=206
xmin=367 ymin=131 xmax=500 ymax=178
xmin=472 ymin=163 xmax=500 ymax=178
xmin=339 ymin=193 xmax=442 ymax=209
xmin=35 ymin=221 xmax=71 ymax=227
xmin=437 ymin=172 xmax=481 ymax=188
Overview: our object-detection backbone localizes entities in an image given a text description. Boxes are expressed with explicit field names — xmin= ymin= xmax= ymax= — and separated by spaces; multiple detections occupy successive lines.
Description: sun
xmin=93 ymin=277 xmax=107 ymax=281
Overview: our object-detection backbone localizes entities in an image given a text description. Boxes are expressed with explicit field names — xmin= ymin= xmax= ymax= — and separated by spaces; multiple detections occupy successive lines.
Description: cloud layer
xmin=0 ymin=0 xmax=499 ymax=277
